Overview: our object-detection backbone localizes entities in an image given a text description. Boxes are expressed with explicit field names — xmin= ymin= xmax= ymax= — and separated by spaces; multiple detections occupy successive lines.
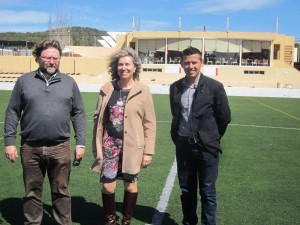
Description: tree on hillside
xmin=48 ymin=7 xmax=71 ymax=49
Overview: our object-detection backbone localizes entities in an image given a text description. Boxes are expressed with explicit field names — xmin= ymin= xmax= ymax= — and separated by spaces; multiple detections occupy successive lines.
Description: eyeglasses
xmin=40 ymin=56 xmax=61 ymax=62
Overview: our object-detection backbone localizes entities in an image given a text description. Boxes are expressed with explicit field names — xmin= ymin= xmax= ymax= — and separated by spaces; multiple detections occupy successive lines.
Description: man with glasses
xmin=4 ymin=40 xmax=86 ymax=225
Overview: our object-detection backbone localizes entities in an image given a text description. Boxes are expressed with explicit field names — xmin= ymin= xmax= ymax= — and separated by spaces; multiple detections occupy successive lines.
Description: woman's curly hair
xmin=108 ymin=48 xmax=142 ymax=81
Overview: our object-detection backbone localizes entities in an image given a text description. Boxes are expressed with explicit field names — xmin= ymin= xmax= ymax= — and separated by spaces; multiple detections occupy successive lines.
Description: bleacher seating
xmin=0 ymin=73 xmax=22 ymax=82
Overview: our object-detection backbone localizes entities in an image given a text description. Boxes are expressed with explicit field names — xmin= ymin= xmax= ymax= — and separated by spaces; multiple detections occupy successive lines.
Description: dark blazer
xmin=169 ymin=74 xmax=231 ymax=155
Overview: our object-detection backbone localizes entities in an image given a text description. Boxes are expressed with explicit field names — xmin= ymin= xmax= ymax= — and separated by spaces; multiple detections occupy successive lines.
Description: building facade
xmin=112 ymin=31 xmax=299 ymax=88
xmin=1 ymin=30 xmax=300 ymax=88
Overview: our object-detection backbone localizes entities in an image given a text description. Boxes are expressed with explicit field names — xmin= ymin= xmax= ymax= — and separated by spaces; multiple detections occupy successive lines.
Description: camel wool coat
xmin=91 ymin=80 xmax=156 ymax=174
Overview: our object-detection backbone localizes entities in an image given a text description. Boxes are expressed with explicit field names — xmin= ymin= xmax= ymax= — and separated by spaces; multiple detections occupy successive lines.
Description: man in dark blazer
xmin=169 ymin=46 xmax=231 ymax=225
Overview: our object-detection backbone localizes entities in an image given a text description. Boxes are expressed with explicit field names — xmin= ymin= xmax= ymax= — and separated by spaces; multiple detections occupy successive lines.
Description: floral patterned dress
xmin=101 ymin=85 xmax=138 ymax=183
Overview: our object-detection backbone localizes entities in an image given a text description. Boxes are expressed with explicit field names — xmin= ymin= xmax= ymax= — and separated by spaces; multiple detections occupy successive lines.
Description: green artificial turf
xmin=1 ymin=91 xmax=300 ymax=225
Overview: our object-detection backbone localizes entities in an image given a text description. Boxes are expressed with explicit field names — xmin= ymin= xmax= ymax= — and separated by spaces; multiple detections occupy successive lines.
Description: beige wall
xmin=71 ymin=57 xmax=106 ymax=75
xmin=213 ymin=66 xmax=300 ymax=88
xmin=0 ymin=56 xmax=35 ymax=73
xmin=0 ymin=56 xmax=106 ymax=76
xmin=272 ymin=35 xmax=295 ymax=67
xmin=138 ymin=64 xmax=300 ymax=88
xmin=1 ymin=55 xmax=300 ymax=88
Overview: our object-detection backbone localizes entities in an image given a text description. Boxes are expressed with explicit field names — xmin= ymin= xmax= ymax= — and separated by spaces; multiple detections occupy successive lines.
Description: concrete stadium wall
xmin=138 ymin=64 xmax=300 ymax=88
xmin=0 ymin=56 xmax=34 ymax=73
xmin=2 ymin=56 xmax=300 ymax=88
xmin=214 ymin=66 xmax=300 ymax=88
xmin=0 ymin=56 xmax=106 ymax=76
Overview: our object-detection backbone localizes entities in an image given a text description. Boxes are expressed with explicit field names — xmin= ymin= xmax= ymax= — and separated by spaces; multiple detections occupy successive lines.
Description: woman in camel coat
xmin=91 ymin=48 xmax=156 ymax=225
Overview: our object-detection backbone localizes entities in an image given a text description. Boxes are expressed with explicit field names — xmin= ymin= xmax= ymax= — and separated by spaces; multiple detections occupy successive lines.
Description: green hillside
xmin=0 ymin=26 xmax=108 ymax=48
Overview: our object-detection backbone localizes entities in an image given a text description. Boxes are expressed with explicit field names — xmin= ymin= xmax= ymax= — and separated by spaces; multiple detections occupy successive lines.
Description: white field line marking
xmin=2 ymin=120 xmax=297 ymax=145
xmin=1 ymin=118 xmax=298 ymax=224
xmin=230 ymin=123 xmax=300 ymax=131
xmin=147 ymin=121 xmax=299 ymax=224
xmin=248 ymin=97 xmax=300 ymax=121
xmin=155 ymin=121 xmax=300 ymax=131
xmin=150 ymin=158 xmax=177 ymax=225
xmin=2 ymin=120 xmax=298 ymax=130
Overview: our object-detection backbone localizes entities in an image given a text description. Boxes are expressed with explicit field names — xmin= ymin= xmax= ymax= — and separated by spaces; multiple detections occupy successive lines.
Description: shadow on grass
xmin=0 ymin=196 xmax=177 ymax=225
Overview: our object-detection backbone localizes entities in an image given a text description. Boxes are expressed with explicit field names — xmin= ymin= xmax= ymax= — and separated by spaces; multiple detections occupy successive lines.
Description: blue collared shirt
xmin=178 ymin=74 xmax=200 ymax=137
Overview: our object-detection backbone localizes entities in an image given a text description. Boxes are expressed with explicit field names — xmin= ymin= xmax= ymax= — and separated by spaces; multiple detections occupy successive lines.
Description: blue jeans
xmin=176 ymin=140 xmax=219 ymax=225
xmin=20 ymin=139 xmax=72 ymax=225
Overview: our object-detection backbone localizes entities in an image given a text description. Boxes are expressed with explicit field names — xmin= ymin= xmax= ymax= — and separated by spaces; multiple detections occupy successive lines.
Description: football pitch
xmin=0 ymin=90 xmax=300 ymax=225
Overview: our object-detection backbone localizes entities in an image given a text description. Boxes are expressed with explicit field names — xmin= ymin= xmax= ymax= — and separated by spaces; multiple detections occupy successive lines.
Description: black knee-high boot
xmin=121 ymin=191 xmax=138 ymax=225
xmin=102 ymin=192 xmax=117 ymax=225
